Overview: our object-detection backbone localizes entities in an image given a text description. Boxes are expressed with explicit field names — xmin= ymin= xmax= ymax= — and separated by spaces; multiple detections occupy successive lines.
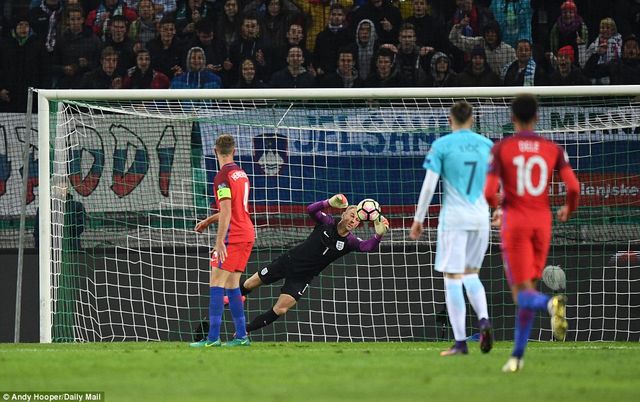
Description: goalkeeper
xmin=240 ymin=194 xmax=389 ymax=333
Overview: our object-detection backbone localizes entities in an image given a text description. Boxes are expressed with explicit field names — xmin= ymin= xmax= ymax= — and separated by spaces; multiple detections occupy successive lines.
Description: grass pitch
xmin=1 ymin=342 xmax=639 ymax=402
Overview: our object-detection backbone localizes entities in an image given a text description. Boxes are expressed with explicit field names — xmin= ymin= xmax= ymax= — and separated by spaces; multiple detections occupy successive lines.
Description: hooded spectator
xmin=355 ymin=19 xmax=379 ymax=80
xmin=352 ymin=0 xmax=403 ymax=45
xmin=170 ymin=46 xmax=222 ymax=88
xmin=426 ymin=51 xmax=455 ymax=87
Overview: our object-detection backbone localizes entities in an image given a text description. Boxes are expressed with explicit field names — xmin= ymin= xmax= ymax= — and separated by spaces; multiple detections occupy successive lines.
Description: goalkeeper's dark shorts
xmin=258 ymin=254 xmax=313 ymax=301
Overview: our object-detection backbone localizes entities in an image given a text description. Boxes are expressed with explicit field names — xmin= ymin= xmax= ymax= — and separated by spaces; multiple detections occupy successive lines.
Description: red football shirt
xmin=213 ymin=162 xmax=255 ymax=244
xmin=486 ymin=131 xmax=578 ymax=227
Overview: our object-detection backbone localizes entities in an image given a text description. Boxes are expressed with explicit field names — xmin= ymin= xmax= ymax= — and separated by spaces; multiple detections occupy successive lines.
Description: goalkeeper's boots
xmin=190 ymin=339 xmax=222 ymax=348
xmin=478 ymin=318 xmax=493 ymax=354
xmin=440 ymin=341 xmax=468 ymax=356
xmin=502 ymin=357 xmax=524 ymax=373
xmin=223 ymin=295 xmax=247 ymax=306
xmin=549 ymin=295 xmax=568 ymax=341
xmin=222 ymin=337 xmax=251 ymax=347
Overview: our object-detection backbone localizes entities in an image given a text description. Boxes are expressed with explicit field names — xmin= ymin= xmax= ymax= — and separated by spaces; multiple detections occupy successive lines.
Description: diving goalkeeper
xmin=240 ymin=194 xmax=389 ymax=333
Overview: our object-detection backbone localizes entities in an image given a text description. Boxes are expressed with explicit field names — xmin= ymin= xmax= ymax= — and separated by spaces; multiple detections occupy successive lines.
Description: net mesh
xmin=37 ymin=93 xmax=640 ymax=342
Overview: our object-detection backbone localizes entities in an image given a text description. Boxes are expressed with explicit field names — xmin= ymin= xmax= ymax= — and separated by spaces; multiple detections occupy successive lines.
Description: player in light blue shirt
xmin=410 ymin=101 xmax=494 ymax=356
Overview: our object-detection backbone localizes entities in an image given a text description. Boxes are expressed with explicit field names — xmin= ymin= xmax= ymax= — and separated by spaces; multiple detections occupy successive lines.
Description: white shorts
xmin=434 ymin=229 xmax=489 ymax=274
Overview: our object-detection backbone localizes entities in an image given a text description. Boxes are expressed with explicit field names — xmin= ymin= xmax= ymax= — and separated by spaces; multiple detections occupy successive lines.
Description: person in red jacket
xmin=484 ymin=94 xmax=580 ymax=373
xmin=85 ymin=0 xmax=137 ymax=40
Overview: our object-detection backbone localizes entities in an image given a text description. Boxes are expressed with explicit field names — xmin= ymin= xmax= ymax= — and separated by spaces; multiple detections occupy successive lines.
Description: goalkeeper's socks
xmin=227 ymin=287 xmax=247 ymax=338
xmin=512 ymin=307 xmax=535 ymax=359
xmin=240 ymin=282 xmax=252 ymax=296
xmin=517 ymin=289 xmax=550 ymax=312
xmin=444 ymin=277 xmax=467 ymax=341
xmin=207 ymin=286 xmax=225 ymax=341
xmin=246 ymin=309 xmax=280 ymax=333
xmin=462 ymin=273 xmax=489 ymax=320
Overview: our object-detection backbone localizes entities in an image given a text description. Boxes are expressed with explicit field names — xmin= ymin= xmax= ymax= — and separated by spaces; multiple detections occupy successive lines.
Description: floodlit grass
xmin=1 ymin=342 xmax=639 ymax=402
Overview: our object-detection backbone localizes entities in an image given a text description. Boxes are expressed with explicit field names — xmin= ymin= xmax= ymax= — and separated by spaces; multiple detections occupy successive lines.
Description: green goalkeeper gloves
xmin=328 ymin=194 xmax=349 ymax=209
xmin=374 ymin=216 xmax=389 ymax=236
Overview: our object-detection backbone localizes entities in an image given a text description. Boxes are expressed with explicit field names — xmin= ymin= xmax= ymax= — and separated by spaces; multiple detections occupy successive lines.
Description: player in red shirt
xmin=190 ymin=134 xmax=255 ymax=348
xmin=484 ymin=94 xmax=580 ymax=372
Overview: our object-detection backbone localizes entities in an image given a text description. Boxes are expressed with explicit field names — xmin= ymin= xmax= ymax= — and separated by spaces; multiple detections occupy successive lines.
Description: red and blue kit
xmin=485 ymin=131 xmax=579 ymax=285
xmin=211 ymin=162 xmax=255 ymax=272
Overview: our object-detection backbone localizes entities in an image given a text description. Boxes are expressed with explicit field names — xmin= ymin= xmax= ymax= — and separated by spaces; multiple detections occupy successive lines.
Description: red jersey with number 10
xmin=213 ymin=162 xmax=255 ymax=244
xmin=486 ymin=131 xmax=578 ymax=227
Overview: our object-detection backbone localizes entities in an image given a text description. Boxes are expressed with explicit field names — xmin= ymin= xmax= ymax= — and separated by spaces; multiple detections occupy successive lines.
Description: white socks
xmin=462 ymin=273 xmax=489 ymax=321
xmin=444 ymin=277 xmax=467 ymax=341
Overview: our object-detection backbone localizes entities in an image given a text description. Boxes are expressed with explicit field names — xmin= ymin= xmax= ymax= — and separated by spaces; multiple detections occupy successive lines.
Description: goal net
xmin=36 ymin=87 xmax=640 ymax=342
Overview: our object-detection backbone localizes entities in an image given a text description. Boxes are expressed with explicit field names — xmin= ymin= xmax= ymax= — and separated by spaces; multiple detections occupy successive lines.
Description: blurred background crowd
xmin=1 ymin=0 xmax=639 ymax=112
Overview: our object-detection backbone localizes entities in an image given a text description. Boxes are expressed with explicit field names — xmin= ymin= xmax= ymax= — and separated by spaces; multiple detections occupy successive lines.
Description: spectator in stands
xmin=128 ymin=0 xmax=177 ymax=20
xmin=0 ymin=15 xmax=48 ymax=113
xmin=319 ymin=47 xmax=364 ymax=88
xmin=128 ymin=0 xmax=158 ymax=46
xmin=51 ymin=6 xmax=102 ymax=89
xmin=81 ymin=46 xmax=122 ymax=88
xmin=546 ymin=45 xmax=589 ymax=85
xmin=234 ymin=58 xmax=267 ymax=88
xmin=269 ymin=46 xmax=315 ymax=88
xmin=260 ymin=0 xmax=303 ymax=54
xmin=426 ymin=51 xmax=455 ymax=86
xmin=449 ymin=0 xmax=494 ymax=39
xmin=362 ymin=47 xmax=404 ymax=87
xmin=449 ymin=19 xmax=515 ymax=76
xmin=585 ymin=34 xmax=640 ymax=85
xmin=548 ymin=1 xmax=588 ymax=60
xmin=272 ymin=23 xmax=312 ymax=72
xmin=454 ymin=45 xmax=501 ymax=86
xmin=404 ymin=0 xmax=448 ymax=52
xmin=291 ymin=0 xmax=352 ymax=52
xmin=228 ymin=13 xmax=272 ymax=82
xmin=394 ymin=23 xmax=431 ymax=86
xmin=86 ymin=0 xmax=138 ymax=41
xmin=28 ymin=0 xmax=63 ymax=54
xmin=147 ymin=16 xmax=187 ymax=79
xmin=352 ymin=0 xmax=403 ymax=45
xmin=170 ymin=46 xmax=223 ymax=88
xmin=490 ymin=0 xmax=532 ymax=48
xmin=582 ymin=17 xmax=623 ymax=84
xmin=314 ymin=4 xmax=352 ymax=77
xmin=354 ymin=19 xmax=379 ymax=80
xmin=191 ymin=19 xmax=225 ymax=76
xmin=123 ymin=48 xmax=170 ymax=88
xmin=104 ymin=15 xmax=136 ymax=73
xmin=175 ymin=0 xmax=213 ymax=39
xmin=502 ymin=39 xmax=545 ymax=86
xmin=216 ymin=0 xmax=240 ymax=56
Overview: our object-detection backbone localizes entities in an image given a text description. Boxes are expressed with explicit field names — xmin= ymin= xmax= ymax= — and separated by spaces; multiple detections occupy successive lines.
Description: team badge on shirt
xmin=336 ymin=240 xmax=344 ymax=251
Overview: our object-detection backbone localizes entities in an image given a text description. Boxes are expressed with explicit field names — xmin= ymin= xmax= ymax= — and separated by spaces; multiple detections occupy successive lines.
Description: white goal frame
xmin=37 ymin=85 xmax=640 ymax=343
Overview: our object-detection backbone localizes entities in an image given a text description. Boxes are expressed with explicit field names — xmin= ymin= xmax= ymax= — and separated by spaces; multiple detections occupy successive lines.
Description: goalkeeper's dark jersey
xmin=285 ymin=200 xmax=383 ymax=277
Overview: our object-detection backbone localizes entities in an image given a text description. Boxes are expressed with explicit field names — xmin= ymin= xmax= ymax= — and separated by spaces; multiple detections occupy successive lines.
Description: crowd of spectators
xmin=1 ymin=0 xmax=639 ymax=112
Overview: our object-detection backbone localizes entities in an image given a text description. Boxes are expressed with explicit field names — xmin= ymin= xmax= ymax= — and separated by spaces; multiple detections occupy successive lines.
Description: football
xmin=542 ymin=265 xmax=567 ymax=291
xmin=356 ymin=199 xmax=381 ymax=221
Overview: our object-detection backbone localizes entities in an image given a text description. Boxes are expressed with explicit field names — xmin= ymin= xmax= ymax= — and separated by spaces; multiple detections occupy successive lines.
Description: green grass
xmin=1 ymin=342 xmax=639 ymax=402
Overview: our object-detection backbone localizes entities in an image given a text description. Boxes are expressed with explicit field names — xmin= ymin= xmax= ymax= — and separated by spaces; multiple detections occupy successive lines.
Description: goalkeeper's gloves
xmin=328 ymin=194 xmax=349 ymax=209
xmin=374 ymin=216 xmax=389 ymax=236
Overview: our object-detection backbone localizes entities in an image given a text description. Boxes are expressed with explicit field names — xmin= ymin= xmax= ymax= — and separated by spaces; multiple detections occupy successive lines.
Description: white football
xmin=542 ymin=265 xmax=566 ymax=291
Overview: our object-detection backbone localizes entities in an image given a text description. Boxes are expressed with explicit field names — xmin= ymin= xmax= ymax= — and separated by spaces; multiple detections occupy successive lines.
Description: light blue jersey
xmin=423 ymin=129 xmax=493 ymax=230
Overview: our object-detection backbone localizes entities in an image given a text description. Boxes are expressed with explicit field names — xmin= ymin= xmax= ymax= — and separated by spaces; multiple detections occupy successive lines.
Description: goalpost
xmin=36 ymin=87 xmax=640 ymax=343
